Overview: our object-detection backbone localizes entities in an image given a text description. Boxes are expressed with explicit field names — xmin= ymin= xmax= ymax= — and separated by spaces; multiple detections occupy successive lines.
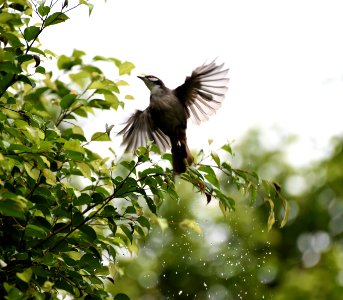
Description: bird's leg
xmin=178 ymin=130 xmax=194 ymax=167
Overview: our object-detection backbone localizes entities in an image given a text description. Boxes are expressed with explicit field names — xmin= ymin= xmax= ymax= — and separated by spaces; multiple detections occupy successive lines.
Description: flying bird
xmin=119 ymin=61 xmax=229 ymax=174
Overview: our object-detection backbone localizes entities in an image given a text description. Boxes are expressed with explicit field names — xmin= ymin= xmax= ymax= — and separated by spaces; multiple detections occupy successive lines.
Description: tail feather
xmin=172 ymin=142 xmax=194 ymax=174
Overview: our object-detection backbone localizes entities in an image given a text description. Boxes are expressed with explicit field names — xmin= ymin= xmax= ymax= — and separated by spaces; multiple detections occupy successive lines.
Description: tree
xmin=0 ymin=1 xmax=284 ymax=299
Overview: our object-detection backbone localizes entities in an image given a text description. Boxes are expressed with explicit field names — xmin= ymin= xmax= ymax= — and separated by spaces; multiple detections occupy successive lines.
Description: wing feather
xmin=118 ymin=109 xmax=170 ymax=151
xmin=174 ymin=61 xmax=229 ymax=124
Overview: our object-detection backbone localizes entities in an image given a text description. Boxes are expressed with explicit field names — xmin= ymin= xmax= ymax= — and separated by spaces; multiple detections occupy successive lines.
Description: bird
xmin=119 ymin=61 xmax=229 ymax=174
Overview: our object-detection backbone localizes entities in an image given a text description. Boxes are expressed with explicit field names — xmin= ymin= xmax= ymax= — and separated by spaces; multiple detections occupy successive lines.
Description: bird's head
xmin=138 ymin=75 xmax=165 ymax=93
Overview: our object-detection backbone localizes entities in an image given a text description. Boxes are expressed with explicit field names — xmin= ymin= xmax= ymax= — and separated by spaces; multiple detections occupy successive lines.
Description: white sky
xmin=41 ymin=0 xmax=343 ymax=165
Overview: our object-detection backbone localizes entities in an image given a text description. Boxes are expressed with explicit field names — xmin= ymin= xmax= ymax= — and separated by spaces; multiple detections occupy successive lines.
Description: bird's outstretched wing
xmin=174 ymin=61 xmax=229 ymax=124
xmin=118 ymin=108 xmax=171 ymax=151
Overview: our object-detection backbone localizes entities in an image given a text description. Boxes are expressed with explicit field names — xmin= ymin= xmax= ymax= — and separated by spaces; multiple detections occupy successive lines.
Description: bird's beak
xmin=137 ymin=76 xmax=144 ymax=80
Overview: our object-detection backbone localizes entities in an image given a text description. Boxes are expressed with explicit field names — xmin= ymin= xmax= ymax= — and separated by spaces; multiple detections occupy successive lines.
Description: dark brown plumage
xmin=119 ymin=61 xmax=229 ymax=174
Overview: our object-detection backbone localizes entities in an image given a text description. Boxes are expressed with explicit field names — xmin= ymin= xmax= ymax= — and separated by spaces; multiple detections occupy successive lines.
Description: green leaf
xmin=125 ymin=206 xmax=136 ymax=214
xmin=16 ymin=268 xmax=32 ymax=283
xmin=120 ymin=160 xmax=136 ymax=171
xmin=280 ymin=198 xmax=289 ymax=228
xmin=179 ymin=219 xmax=202 ymax=234
xmin=76 ymin=162 xmax=92 ymax=179
xmin=79 ymin=225 xmax=97 ymax=242
xmin=55 ymin=279 xmax=74 ymax=294
xmin=45 ymin=12 xmax=69 ymax=27
xmin=144 ymin=195 xmax=157 ymax=214
xmin=17 ymin=54 xmax=33 ymax=64
xmin=118 ymin=61 xmax=135 ymax=75
xmin=24 ymin=162 xmax=40 ymax=180
xmin=125 ymin=94 xmax=134 ymax=100
xmin=211 ymin=152 xmax=221 ymax=167
xmin=221 ymin=144 xmax=233 ymax=155
xmin=23 ymin=26 xmax=40 ymax=42
xmin=60 ymin=93 xmax=77 ymax=109
xmin=88 ymin=99 xmax=111 ymax=109
xmin=114 ymin=293 xmax=131 ymax=300
xmin=17 ymin=74 xmax=35 ymax=87
xmin=0 ymin=194 xmax=27 ymax=219
xmin=215 ymin=189 xmax=235 ymax=211
xmin=72 ymin=49 xmax=85 ymax=59
xmin=79 ymin=0 xmax=94 ymax=15
xmin=69 ymin=70 xmax=90 ymax=87
xmin=91 ymin=131 xmax=111 ymax=142
xmin=137 ymin=216 xmax=150 ymax=230
xmin=79 ymin=253 xmax=101 ymax=270
xmin=199 ymin=165 xmax=219 ymax=188
xmin=120 ymin=225 xmax=133 ymax=243
xmin=42 ymin=168 xmax=56 ymax=185
xmin=35 ymin=66 xmax=45 ymax=74
xmin=2 ymin=32 xmax=25 ymax=47
xmin=64 ymin=140 xmax=85 ymax=153
xmin=38 ymin=5 xmax=50 ymax=17
xmin=74 ymin=193 xmax=92 ymax=206
xmin=139 ymin=166 xmax=164 ymax=178
xmin=30 ymin=47 xmax=46 ymax=56
xmin=72 ymin=211 xmax=84 ymax=226
xmin=24 ymin=224 xmax=47 ymax=238
xmin=0 ymin=12 xmax=17 ymax=24
xmin=89 ymin=79 xmax=119 ymax=93
xmin=265 ymin=198 xmax=276 ymax=231
xmin=0 ymin=61 xmax=22 ymax=74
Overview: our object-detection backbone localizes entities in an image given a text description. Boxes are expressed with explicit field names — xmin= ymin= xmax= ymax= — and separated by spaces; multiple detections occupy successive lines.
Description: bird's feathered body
xmin=119 ymin=61 xmax=229 ymax=174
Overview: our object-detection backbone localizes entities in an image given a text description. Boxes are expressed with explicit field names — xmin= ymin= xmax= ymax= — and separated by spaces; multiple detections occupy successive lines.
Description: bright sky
xmin=41 ymin=0 xmax=343 ymax=165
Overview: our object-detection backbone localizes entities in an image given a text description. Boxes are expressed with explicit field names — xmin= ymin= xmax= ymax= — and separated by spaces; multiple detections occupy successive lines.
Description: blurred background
xmin=41 ymin=0 xmax=343 ymax=298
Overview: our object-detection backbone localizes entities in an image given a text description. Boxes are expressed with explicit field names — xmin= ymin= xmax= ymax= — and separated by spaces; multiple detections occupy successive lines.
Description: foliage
xmin=112 ymin=131 xmax=343 ymax=300
xmin=0 ymin=1 xmax=285 ymax=299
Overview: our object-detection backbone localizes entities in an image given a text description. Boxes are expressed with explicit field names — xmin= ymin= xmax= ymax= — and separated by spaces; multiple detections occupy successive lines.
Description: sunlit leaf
xmin=265 ymin=198 xmax=276 ymax=231
xmin=179 ymin=219 xmax=202 ymax=234
xmin=42 ymin=168 xmax=56 ymax=185
xmin=79 ymin=0 xmax=94 ymax=15
xmin=16 ymin=268 xmax=32 ymax=283
xmin=118 ymin=61 xmax=135 ymax=75
xmin=156 ymin=217 xmax=168 ymax=231
xmin=125 ymin=94 xmax=134 ymax=100
xmin=91 ymin=131 xmax=111 ymax=142
xmin=64 ymin=140 xmax=85 ymax=153
xmin=76 ymin=162 xmax=92 ymax=179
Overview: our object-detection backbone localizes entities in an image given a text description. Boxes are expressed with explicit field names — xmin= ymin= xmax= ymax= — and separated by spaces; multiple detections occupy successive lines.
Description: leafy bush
xmin=0 ymin=1 xmax=285 ymax=298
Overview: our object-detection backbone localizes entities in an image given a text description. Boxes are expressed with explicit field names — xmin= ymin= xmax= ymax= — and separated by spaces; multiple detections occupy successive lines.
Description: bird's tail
xmin=172 ymin=141 xmax=194 ymax=174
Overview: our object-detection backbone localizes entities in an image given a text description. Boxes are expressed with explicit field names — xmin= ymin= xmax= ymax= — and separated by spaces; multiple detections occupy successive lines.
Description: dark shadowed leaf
xmin=60 ymin=93 xmax=77 ymax=109
xmin=79 ymin=224 xmax=97 ymax=242
xmin=137 ymin=216 xmax=150 ymax=230
xmin=23 ymin=26 xmax=40 ymax=42
xmin=114 ymin=293 xmax=130 ymax=300
xmin=45 ymin=12 xmax=69 ymax=26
